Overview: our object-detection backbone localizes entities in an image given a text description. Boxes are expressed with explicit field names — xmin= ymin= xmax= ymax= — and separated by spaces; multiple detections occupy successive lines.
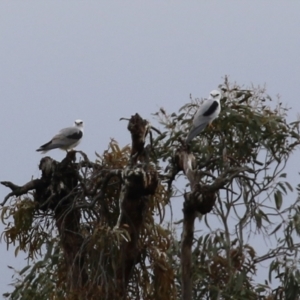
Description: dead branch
xmin=115 ymin=113 xmax=158 ymax=297
xmin=0 ymin=179 xmax=42 ymax=206
xmin=127 ymin=113 xmax=150 ymax=163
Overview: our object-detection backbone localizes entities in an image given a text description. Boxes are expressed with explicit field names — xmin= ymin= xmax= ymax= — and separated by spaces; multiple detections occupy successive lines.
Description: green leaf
xmin=285 ymin=181 xmax=293 ymax=192
xmin=279 ymin=173 xmax=287 ymax=178
xmin=291 ymin=131 xmax=300 ymax=139
xmin=270 ymin=223 xmax=282 ymax=235
xmin=268 ymin=260 xmax=279 ymax=283
xmin=254 ymin=213 xmax=262 ymax=229
xmin=176 ymin=113 xmax=185 ymax=121
xmin=153 ymin=132 xmax=168 ymax=143
xmin=19 ymin=265 xmax=31 ymax=275
xmin=278 ymin=182 xmax=287 ymax=194
xmin=255 ymin=286 xmax=266 ymax=293
xmin=254 ymin=160 xmax=264 ymax=166
xmin=274 ymin=190 xmax=283 ymax=210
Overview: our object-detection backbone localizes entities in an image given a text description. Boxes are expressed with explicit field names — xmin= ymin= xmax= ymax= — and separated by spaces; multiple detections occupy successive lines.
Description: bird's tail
xmin=36 ymin=141 xmax=62 ymax=153
xmin=186 ymin=123 xmax=207 ymax=144
xmin=36 ymin=141 xmax=52 ymax=153
xmin=36 ymin=148 xmax=49 ymax=154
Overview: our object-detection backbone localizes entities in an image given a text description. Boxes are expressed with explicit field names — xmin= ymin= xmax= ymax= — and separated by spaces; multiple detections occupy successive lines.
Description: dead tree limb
xmin=115 ymin=113 xmax=158 ymax=297
xmin=1 ymin=179 xmax=43 ymax=206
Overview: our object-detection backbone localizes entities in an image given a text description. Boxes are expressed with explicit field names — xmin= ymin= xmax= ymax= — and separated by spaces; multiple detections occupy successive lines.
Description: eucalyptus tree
xmin=1 ymin=80 xmax=300 ymax=300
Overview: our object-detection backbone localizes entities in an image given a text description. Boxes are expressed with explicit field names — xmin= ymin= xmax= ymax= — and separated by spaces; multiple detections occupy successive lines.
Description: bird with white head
xmin=186 ymin=90 xmax=221 ymax=143
xmin=36 ymin=119 xmax=84 ymax=154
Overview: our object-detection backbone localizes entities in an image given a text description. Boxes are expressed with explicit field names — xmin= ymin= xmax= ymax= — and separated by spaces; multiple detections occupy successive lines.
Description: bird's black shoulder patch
xmin=67 ymin=131 xmax=83 ymax=140
xmin=203 ymin=101 xmax=219 ymax=117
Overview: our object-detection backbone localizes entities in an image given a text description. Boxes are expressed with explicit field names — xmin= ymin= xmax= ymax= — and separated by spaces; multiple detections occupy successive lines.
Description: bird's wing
xmin=58 ymin=127 xmax=83 ymax=140
xmin=50 ymin=127 xmax=83 ymax=146
xmin=186 ymin=99 xmax=220 ymax=143
xmin=37 ymin=127 xmax=83 ymax=152
xmin=202 ymin=100 xmax=219 ymax=117
xmin=192 ymin=99 xmax=216 ymax=127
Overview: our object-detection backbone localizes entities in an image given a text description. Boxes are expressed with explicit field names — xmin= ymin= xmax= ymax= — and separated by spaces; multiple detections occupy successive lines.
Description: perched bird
xmin=186 ymin=90 xmax=221 ymax=143
xmin=36 ymin=119 xmax=84 ymax=153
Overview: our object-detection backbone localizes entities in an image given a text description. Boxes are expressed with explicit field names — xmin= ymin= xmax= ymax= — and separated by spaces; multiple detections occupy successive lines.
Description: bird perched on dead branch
xmin=36 ymin=119 xmax=84 ymax=153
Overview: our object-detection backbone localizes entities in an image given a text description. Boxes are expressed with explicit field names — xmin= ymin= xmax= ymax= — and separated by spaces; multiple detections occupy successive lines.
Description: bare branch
xmin=0 ymin=179 xmax=42 ymax=206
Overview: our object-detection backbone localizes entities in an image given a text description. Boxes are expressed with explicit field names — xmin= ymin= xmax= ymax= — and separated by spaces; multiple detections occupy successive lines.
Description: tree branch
xmin=0 ymin=179 xmax=42 ymax=206
xmin=181 ymin=196 xmax=196 ymax=300
xmin=114 ymin=113 xmax=158 ymax=297
xmin=174 ymin=145 xmax=254 ymax=300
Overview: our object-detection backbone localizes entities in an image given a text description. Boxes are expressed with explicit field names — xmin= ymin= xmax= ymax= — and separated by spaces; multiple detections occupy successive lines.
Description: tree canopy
xmin=1 ymin=79 xmax=300 ymax=300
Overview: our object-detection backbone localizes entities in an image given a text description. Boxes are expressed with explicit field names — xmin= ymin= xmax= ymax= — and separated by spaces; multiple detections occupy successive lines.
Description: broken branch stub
xmin=127 ymin=113 xmax=150 ymax=163
xmin=175 ymin=147 xmax=215 ymax=215
xmin=34 ymin=152 xmax=79 ymax=211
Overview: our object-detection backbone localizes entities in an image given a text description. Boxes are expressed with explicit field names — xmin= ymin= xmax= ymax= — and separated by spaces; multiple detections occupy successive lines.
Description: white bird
xmin=36 ymin=119 xmax=84 ymax=153
xmin=186 ymin=90 xmax=221 ymax=143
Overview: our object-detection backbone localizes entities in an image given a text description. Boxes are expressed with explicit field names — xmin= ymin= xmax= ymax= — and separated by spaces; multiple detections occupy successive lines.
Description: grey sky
xmin=1 ymin=1 xmax=300 ymax=293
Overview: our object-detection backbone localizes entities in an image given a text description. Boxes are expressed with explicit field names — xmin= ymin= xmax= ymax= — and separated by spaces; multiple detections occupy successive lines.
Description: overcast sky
xmin=1 ymin=1 xmax=300 ymax=294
